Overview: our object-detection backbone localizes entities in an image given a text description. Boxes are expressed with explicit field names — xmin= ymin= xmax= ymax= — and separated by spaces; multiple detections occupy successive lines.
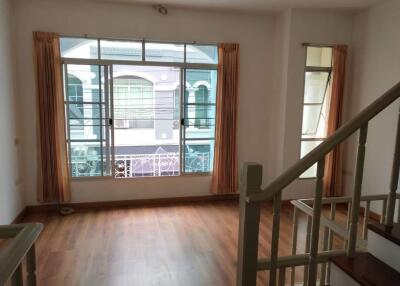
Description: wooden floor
xmin=17 ymin=200 xmax=353 ymax=286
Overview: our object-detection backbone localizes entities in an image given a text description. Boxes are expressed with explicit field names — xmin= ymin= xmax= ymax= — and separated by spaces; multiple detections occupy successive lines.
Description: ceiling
xmin=85 ymin=0 xmax=386 ymax=13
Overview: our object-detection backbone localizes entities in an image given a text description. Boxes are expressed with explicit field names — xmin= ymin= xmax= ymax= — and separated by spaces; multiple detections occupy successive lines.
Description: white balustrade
xmin=237 ymin=82 xmax=400 ymax=285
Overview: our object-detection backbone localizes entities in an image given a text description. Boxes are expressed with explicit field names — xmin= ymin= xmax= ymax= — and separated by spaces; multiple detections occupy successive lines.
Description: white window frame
xmin=61 ymin=36 xmax=218 ymax=179
xmin=299 ymin=45 xmax=333 ymax=179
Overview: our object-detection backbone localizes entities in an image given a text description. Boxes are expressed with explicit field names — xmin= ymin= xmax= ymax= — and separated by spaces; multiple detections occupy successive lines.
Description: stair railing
xmin=290 ymin=193 xmax=400 ymax=285
xmin=237 ymin=81 xmax=400 ymax=286
xmin=0 ymin=223 xmax=43 ymax=286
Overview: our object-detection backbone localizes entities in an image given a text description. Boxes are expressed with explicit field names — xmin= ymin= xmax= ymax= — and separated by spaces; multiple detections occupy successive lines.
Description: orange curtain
xmin=33 ymin=31 xmax=71 ymax=203
xmin=211 ymin=43 xmax=239 ymax=194
xmin=324 ymin=45 xmax=348 ymax=197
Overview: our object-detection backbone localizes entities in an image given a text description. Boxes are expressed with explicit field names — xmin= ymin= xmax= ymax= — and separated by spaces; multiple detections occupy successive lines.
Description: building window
xmin=114 ymin=76 xmax=154 ymax=129
xmin=194 ymin=85 xmax=209 ymax=128
xmin=66 ymin=74 xmax=84 ymax=137
xmin=61 ymin=37 xmax=218 ymax=178
xmin=300 ymin=46 xmax=333 ymax=178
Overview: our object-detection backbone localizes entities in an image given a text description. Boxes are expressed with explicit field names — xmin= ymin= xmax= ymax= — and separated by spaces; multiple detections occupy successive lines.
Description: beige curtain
xmin=211 ymin=43 xmax=239 ymax=194
xmin=33 ymin=31 xmax=71 ymax=203
xmin=324 ymin=45 xmax=348 ymax=197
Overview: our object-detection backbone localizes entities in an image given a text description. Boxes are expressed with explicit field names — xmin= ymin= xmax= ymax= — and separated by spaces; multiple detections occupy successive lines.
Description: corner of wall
xmin=277 ymin=8 xmax=354 ymax=199
xmin=0 ymin=0 xmax=25 ymax=224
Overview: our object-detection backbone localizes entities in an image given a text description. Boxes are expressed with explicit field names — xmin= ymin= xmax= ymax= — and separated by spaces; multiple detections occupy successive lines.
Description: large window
xmin=300 ymin=46 xmax=333 ymax=178
xmin=61 ymin=37 xmax=218 ymax=178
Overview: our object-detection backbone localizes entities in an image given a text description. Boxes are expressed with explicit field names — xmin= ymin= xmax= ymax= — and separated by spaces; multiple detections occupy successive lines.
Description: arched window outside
xmin=113 ymin=76 xmax=154 ymax=129
xmin=67 ymin=74 xmax=84 ymax=134
xmin=195 ymin=85 xmax=209 ymax=128
xmin=67 ymin=74 xmax=83 ymax=101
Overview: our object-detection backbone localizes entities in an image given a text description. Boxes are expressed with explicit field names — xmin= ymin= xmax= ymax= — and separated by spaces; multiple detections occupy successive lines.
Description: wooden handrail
xmin=258 ymin=250 xmax=347 ymax=270
xmin=248 ymin=81 xmax=400 ymax=203
xmin=0 ymin=223 xmax=43 ymax=286
xmin=238 ymin=82 xmax=400 ymax=286
xmin=299 ymin=193 xmax=399 ymax=205
xmin=291 ymin=200 xmax=348 ymax=238
xmin=287 ymin=192 xmax=395 ymax=285
xmin=0 ymin=224 xmax=25 ymax=239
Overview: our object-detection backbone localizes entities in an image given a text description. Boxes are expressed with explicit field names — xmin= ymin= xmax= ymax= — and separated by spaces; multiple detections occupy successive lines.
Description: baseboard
xmin=13 ymin=196 xmax=378 ymax=224
xmin=11 ymin=207 xmax=28 ymax=224
xmin=25 ymin=193 xmax=240 ymax=213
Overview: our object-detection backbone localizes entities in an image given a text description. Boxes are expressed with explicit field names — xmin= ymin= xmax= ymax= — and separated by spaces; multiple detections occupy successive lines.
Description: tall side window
xmin=300 ymin=46 xmax=333 ymax=178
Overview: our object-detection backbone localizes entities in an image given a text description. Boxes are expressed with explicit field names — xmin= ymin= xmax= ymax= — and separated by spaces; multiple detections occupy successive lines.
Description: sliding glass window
xmin=183 ymin=69 xmax=217 ymax=173
xmin=61 ymin=37 xmax=218 ymax=178
xmin=63 ymin=64 xmax=112 ymax=177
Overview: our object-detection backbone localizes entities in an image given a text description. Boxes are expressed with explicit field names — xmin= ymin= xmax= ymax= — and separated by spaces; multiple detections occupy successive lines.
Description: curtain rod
xmin=59 ymin=33 xmax=219 ymax=46
xmin=302 ymin=42 xmax=335 ymax=48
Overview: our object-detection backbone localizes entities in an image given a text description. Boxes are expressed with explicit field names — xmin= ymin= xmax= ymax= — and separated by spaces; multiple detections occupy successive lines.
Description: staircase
xmin=0 ymin=223 xmax=42 ymax=286
xmin=330 ymin=223 xmax=400 ymax=285
xmin=237 ymin=81 xmax=400 ymax=286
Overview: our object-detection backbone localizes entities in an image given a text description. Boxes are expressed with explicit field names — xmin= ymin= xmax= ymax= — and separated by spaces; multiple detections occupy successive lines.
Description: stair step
xmin=329 ymin=252 xmax=400 ymax=286
xmin=367 ymin=223 xmax=400 ymax=272
xmin=368 ymin=223 xmax=400 ymax=246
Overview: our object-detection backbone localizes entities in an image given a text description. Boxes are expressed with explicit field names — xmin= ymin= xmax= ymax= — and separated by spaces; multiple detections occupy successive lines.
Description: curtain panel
xmin=211 ymin=43 xmax=240 ymax=194
xmin=324 ymin=45 xmax=348 ymax=197
xmin=33 ymin=31 xmax=71 ymax=203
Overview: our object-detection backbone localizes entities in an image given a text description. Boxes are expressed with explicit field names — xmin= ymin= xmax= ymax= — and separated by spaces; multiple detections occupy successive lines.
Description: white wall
xmin=267 ymin=9 xmax=291 ymax=180
xmin=275 ymin=9 xmax=353 ymax=199
xmin=343 ymin=0 xmax=400 ymax=212
xmin=13 ymin=0 xmax=277 ymax=205
xmin=13 ymin=0 xmax=385 ymax=206
xmin=0 ymin=0 xmax=24 ymax=223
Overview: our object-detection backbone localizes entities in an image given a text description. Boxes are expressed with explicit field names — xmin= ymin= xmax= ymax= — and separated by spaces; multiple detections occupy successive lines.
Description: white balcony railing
xmin=71 ymin=152 xmax=210 ymax=177
xmin=115 ymin=152 xmax=210 ymax=177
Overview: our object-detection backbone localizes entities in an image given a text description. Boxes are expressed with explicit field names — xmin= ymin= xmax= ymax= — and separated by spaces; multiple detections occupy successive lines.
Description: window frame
xmin=181 ymin=68 xmax=217 ymax=175
xmin=64 ymin=64 xmax=112 ymax=178
xmin=299 ymin=45 xmax=333 ymax=179
xmin=61 ymin=36 xmax=218 ymax=180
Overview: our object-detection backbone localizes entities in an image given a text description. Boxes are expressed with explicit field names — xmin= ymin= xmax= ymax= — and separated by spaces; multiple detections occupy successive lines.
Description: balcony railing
xmin=71 ymin=152 xmax=210 ymax=177
xmin=115 ymin=152 xmax=210 ymax=177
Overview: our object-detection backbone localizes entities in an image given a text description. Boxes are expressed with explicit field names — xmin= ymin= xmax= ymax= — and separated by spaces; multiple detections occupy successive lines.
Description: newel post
xmin=237 ymin=163 xmax=263 ymax=286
